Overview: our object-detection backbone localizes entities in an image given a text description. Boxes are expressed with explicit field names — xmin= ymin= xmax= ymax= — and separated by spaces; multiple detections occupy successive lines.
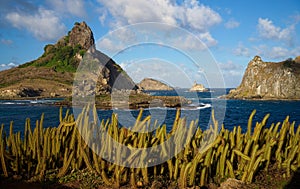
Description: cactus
xmin=247 ymin=110 xmax=256 ymax=139
xmin=130 ymin=168 xmax=137 ymax=187
xmin=0 ymin=125 xmax=8 ymax=177
xmin=1 ymin=106 xmax=300 ymax=188
xmin=57 ymin=149 xmax=74 ymax=178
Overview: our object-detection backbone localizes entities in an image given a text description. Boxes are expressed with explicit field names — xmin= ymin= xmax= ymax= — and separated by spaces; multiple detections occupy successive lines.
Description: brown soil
xmin=0 ymin=66 xmax=74 ymax=98
xmin=0 ymin=66 xmax=74 ymax=87
xmin=1 ymin=166 xmax=299 ymax=189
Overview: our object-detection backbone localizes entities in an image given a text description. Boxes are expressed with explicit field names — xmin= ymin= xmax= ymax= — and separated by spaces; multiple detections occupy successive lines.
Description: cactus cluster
xmin=0 ymin=106 xmax=300 ymax=187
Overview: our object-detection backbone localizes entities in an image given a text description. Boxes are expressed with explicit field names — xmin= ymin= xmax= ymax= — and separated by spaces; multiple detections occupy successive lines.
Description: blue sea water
xmin=0 ymin=89 xmax=300 ymax=135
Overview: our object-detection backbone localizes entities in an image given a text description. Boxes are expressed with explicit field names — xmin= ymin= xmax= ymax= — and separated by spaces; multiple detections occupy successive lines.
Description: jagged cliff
xmin=0 ymin=21 xmax=137 ymax=98
xmin=138 ymin=78 xmax=174 ymax=91
xmin=226 ymin=56 xmax=300 ymax=100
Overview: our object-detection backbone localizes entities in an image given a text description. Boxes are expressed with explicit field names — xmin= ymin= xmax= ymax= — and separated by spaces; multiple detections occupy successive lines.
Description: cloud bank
xmin=6 ymin=7 xmax=66 ymax=41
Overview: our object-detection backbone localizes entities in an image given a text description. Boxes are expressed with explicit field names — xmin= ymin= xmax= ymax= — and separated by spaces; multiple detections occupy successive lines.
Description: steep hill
xmin=226 ymin=56 xmax=300 ymax=100
xmin=20 ymin=21 xmax=94 ymax=72
xmin=0 ymin=22 xmax=136 ymax=98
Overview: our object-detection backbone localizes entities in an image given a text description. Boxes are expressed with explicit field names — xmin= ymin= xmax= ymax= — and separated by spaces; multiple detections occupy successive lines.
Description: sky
xmin=0 ymin=0 xmax=299 ymax=88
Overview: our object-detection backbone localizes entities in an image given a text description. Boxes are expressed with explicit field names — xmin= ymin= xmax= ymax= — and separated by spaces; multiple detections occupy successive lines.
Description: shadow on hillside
xmin=284 ymin=169 xmax=300 ymax=189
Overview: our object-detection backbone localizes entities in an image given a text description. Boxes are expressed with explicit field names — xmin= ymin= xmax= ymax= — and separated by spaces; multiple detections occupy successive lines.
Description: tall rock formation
xmin=68 ymin=22 xmax=95 ymax=50
xmin=0 ymin=21 xmax=137 ymax=98
xmin=226 ymin=56 xmax=300 ymax=99
xmin=56 ymin=21 xmax=94 ymax=51
xmin=73 ymin=50 xmax=138 ymax=97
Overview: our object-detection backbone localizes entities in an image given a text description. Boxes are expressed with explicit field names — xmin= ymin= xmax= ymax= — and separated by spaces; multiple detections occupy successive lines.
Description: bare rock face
xmin=138 ymin=78 xmax=173 ymax=91
xmin=73 ymin=50 xmax=138 ymax=96
xmin=226 ymin=56 xmax=300 ymax=99
xmin=0 ymin=87 xmax=43 ymax=98
xmin=68 ymin=21 xmax=95 ymax=50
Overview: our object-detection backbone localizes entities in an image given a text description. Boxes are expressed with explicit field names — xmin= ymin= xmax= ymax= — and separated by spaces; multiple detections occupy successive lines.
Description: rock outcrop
xmin=138 ymin=78 xmax=173 ymax=91
xmin=0 ymin=21 xmax=137 ymax=98
xmin=226 ymin=56 xmax=300 ymax=100
xmin=189 ymin=82 xmax=208 ymax=92
xmin=68 ymin=22 xmax=95 ymax=50
xmin=0 ymin=88 xmax=43 ymax=98
xmin=73 ymin=50 xmax=138 ymax=97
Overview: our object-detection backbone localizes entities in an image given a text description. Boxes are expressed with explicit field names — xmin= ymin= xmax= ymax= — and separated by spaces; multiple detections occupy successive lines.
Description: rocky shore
xmin=56 ymin=92 xmax=191 ymax=109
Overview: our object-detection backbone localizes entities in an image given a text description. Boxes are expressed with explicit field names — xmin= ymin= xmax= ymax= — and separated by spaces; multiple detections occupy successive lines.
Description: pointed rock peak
xmin=249 ymin=55 xmax=263 ymax=66
xmin=252 ymin=55 xmax=262 ymax=62
xmin=68 ymin=21 xmax=95 ymax=50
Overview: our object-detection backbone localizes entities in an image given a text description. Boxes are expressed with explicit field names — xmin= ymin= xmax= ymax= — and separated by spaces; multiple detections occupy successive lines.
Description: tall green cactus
xmin=0 ymin=106 xmax=300 ymax=188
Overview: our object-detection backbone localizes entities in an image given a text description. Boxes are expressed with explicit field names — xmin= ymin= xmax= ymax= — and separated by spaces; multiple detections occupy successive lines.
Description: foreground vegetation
xmin=0 ymin=107 xmax=300 ymax=188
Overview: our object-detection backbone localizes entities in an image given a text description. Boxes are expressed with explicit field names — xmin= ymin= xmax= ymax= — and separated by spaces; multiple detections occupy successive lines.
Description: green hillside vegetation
xmin=19 ymin=35 xmax=86 ymax=73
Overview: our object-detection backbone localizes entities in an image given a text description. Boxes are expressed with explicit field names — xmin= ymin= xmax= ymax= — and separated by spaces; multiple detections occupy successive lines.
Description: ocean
xmin=1 ymin=89 xmax=300 ymax=135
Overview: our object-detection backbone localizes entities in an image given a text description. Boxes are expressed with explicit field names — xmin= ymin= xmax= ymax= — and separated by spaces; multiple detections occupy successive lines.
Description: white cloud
xmin=224 ymin=8 xmax=232 ymax=15
xmin=183 ymin=2 xmax=222 ymax=32
xmin=1 ymin=39 xmax=13 ymax=46
xmin=218 ymin=61 xmax=245 ymax=87
xmin=46 ymin=0 xmax=86 ymax=17
xmin=97 ymin=0 xmax=221 ymax=48
xmin=98 ymin=0 xmax=177 ymax=26
xmin=8 ymin=62 xmax=16 ymax=67
xmin=269 ymin=47 xmax=290 ymax=59
xmin=171 ymin=32 xmax=216 ymax=51
xmin=257 ymin=18 xmax=294 ymax=44
xmin=97 ymin=38 xmax=125 ymax=52
xmin=98 ymin=0 xmax=221 ymax=31
xmin=254 ymin=45 xmax=300 ymax=60
xmin=198 ymin=32 xmax=218 ymax=47
xmin=224 ymin=19 xmax=240 ymax=29
xmin=0 ymin=62 xmax=17 ymax=71
xmin=290 ymin=13 xmax=300 ymax=24
xmin=6 ymin=7 xmax=66 ymax=41
xmin=99 ymin=10 xmax=107 ymax=25
xmin=96 ymin=27 xmax=137 ymax=52
xmin=97 ymin=22 xmax=217 ymax=54
xmin=233 ymin=42 xmax=250 ymax=57
xmin=219 ymin=61 xmax=241 ymax=71
xmin=121 ymin=59 xmax=199 ymax=88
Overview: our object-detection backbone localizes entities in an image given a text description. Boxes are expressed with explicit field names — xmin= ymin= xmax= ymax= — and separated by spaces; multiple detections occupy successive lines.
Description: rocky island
xmin=138 ymin=78 xmax=174 ymax=91
xmin=189 ymin=82 xmax=208 ymax=92
xmin=226 ymin=56 xmax=300 ymax=100
xmin=0 ymin=22 xmax=92 ymax=98
xmin=0 ymin=21 xmax=191 ymax=108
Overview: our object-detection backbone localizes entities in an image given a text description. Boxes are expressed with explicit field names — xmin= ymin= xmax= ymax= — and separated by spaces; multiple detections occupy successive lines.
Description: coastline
xmin=0 ymin=92 xmax=192 ymax=110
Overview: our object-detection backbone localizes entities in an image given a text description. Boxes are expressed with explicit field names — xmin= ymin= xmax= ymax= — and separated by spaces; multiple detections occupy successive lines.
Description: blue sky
xmin=0 ymin=0 xmax=299 ymax=88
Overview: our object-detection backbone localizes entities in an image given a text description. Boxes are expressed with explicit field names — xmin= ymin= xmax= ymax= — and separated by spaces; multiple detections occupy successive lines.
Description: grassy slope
xmin=0 ymin=34 xmax=86 ymax=97
xmin=19 ymin=35 xmax=85 ymax=73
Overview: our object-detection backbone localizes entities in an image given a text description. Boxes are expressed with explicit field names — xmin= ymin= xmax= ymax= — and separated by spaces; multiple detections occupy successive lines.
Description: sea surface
xmin=0 ymin=89 xmax=300 ymax=135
